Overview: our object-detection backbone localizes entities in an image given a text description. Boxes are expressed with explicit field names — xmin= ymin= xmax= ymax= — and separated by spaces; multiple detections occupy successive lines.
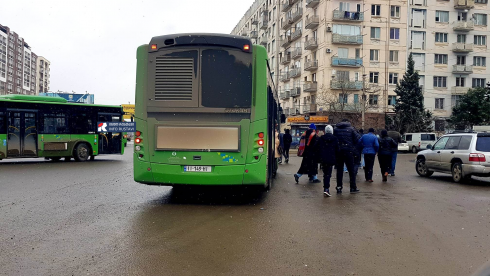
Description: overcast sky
xmin=1 ymin=0 xmax=254 ymax=104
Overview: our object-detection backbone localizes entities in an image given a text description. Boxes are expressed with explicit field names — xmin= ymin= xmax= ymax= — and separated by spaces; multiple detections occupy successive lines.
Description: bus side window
xmin=0 ymin=112 xmax=5 ymax=134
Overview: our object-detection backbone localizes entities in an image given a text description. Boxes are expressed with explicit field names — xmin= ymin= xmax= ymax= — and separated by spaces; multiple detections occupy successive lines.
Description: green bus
xmin=133 ymin=33 xmax=279 ymax=188
xmin=0 ymin=95 xmax=126 ymax=161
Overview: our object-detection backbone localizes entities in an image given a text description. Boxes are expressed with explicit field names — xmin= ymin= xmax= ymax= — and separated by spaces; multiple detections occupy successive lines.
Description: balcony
xmin=453 ymin=21 xmax=474 ymax=31
xmin=454 ymin=0 xmax=474 ymax=9
xmin=241 ymin=29 xmax=248 ymax=36
xmin=330 ymin=80 xmax=363 ymax=90
xmin=304 ymin=60 xmax=318 ymax=71
xmin=333 ymin=10 xmax=364 ymax=22
xmin=302 ymin=104 xmax=317 ymax=113
xmin=291 ymin=28 xmax=302 ymax=41
xmin=260 ymin=39 xmax=268 ymax=46
xmin=331 ymin=57 xmax=363 ymax=67
xmin=303 ymin=81 xmax=318 ymax=92
xmin=283 ymin=107 xmax=290 ymax=116
xmin=451 ymin=86 xmax=470 ymax=94
xmin=252 ymin=18 xmax=258 ymax=25
xmin=292 ymin=8 xmax=303 ymax=22
xmin=292 ymin=47 xmax=302 ymax=59
xmin=280 ymin=90 xmax=291 ymax=99
xmin=280 ymin=72 xmax=290 ymax=82
xmin=291 ymin=87 xmax=301 ymax=96
xmin=290 ymin=67 xmax=302 ymax=78
xmin=304 ymin=38 xmax=318 ymax=50
xmin=282 ymin=0 xmax=293 ymax=12
xmin=452 ymin=43 xmax=473 ymax=52
xmin=305 ymin=16 xmax=320 ymax=29
xmin=281 ymin=53 xmax=291 ymax=64
xmin=332 ymin=34 xmax=363 ymax=44
xmin=249 ymin=31 xmax=258 ymax=39
xmin=452 ymin=65 xmax=473 ymax=74
xmin=281 ymin=36 xmax=292 ymax=47
xmin=259 ymin=19 xmax=268 ymax=30
xmin=306 ymin=0 xmax=320 ymax=8
xmin=291 ymin=106 xmax=301 ymax=115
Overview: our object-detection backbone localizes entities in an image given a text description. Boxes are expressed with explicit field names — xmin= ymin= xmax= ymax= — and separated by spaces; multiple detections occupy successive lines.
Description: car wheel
xmin=416 ymin=158 xmax=433 ymax=177
xmin=451 ymin=163 xmax=468 ymax=183
xmin=412 ymin=146 xmax=418 ymax=154
xmin=74 ymin=143 xmax=90 ymax=162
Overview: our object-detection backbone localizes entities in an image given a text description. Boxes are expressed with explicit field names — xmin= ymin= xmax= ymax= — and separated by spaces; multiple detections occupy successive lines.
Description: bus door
xmin=98 ymin=113 xmax=122 ymax=154
xmin=7 ymin=111 xmax=38 ymax=157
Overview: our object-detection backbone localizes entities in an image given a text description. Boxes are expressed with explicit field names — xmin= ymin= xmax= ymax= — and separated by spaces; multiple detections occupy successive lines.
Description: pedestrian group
xmin=278 ymin=120 xmax=402 ymax=197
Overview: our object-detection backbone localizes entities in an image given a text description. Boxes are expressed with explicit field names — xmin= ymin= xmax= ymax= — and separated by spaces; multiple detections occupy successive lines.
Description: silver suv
xmin=415 ymin=133 xmax=490 ymax=183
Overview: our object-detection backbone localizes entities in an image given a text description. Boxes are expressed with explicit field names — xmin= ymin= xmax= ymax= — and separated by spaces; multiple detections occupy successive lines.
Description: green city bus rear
xmin=133 ymin=34 xmax=275 ymax=187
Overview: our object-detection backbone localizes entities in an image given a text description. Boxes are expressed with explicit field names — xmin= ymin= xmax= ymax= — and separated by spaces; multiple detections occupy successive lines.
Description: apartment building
xmin=0 ymin=24 xmax=44 ymax=96
xmin=408 ymin=0 xmax=490 ymax=124
xmin=36 ymin=56 xmax=50 ymax=93
xmin=232 ymin=0 xmax=408 ymax=126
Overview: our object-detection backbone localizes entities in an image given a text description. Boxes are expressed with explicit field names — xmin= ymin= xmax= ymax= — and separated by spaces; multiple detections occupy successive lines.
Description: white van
xmin=403 ymin=133 xmax=437 ymax=153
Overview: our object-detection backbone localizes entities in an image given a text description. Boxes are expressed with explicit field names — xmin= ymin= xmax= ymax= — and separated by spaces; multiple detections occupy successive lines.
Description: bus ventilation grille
xmin=154 ymin=57 xmax=193 ymax=101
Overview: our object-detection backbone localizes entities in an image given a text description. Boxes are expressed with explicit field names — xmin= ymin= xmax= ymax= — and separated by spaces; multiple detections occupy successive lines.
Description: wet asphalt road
xmin=1 ymin=148 xmax=490 ymax=276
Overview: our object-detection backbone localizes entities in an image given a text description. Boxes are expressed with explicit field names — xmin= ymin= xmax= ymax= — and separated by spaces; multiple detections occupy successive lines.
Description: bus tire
xmin=74 ymin=143 xmax=90 ymax=162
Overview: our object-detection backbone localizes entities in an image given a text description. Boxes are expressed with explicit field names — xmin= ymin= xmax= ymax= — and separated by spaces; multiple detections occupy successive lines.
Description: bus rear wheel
xmin=74 ymin=143 xmax=90 ymax=162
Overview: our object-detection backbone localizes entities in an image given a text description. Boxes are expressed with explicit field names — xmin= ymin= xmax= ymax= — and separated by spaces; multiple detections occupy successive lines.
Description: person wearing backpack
xmin=333 ymin=119 xmax=362 ymax=193
xmin=378 ymin=130 xmax=398 ymax=182
xmin=294 ymin=123 xmax=320 ymax=184
xmin=315 ymin=125 xmax=339 ymax=197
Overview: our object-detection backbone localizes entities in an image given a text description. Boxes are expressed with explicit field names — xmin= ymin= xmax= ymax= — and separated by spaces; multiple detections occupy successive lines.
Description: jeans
xmin=363 ymin=154 xmax=376 ymax=181
xmin=336 ymin=150 xmax=357 ymax=190
xmin=390 ymin=151 xmax=398 ymax=174
xmin=361 ymin=154 xmax=365 ymax=167
xmin=322 ymin=164 xmax=334 ymax=190
xmin=283 ymin=146 xmax=290 ymax=160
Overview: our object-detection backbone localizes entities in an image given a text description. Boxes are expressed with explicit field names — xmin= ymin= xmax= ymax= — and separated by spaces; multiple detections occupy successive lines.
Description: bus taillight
xmin=258 ymin=139 xmax=264 ymax=146
xmin=136 ymin=131 xmax=141 ymax=137
xmin=135 ymin=138 xmax=142 ymax=144
xmin=258 ymin=132 xmax=264 ymax=138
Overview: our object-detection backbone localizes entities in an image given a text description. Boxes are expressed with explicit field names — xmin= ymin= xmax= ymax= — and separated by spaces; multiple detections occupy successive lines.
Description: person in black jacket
xmin=294 ymin=124 xmax=320 ymax=184
xmin=315 ymin=125 xmax=339 ymax=197
xmin=333 ymin=119 xmax=362 ymax=193
xmin=283 ymin=129 xmax=292 ymax=163
xmin=378 ymin=129 xmax=398 ymax=182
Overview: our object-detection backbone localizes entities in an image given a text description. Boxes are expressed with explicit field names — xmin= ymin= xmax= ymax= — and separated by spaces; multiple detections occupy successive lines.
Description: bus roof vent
xmin=154 ymin=57 xmax=193 ymax=101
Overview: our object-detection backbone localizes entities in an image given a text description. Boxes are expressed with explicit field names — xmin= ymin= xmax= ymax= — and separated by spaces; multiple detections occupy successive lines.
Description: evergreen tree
xmin=448 ymin=86 xmax=490 ymax=129
xmin=393 ymin=53 xmax=433 ymax=132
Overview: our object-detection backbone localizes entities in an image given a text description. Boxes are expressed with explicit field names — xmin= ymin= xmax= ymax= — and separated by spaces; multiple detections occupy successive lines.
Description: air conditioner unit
xmin=326 ymin=26 xmax=332 ymax=32
xmin=326 ymin=48 xmax=332 ymax=53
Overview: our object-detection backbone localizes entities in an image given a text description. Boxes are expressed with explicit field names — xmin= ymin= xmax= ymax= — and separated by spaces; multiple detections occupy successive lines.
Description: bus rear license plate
xmin=184 ymin=166 xmax=212 ymax=172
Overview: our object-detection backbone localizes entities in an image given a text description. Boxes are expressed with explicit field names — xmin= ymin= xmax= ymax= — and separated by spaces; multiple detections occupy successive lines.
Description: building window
xmin=435 ymin=11 xmax=449 ymax=23
xmin=456 ymin=77 xmax=465 ymax=87
xmin=474 ymin=35 xmax=487 ymax=46
xmin=434 ymin=54 xmax=448 ymax=64
xmin=388 ymin=95 xmax=397 ymax=106
xmin=472 ymin=78 xmax=486 ymax=87
xmin=433 ymin=76 xmax=447 ymax=88
xmin=369 ymin=72 xmax=379 ymax=83
xmin=435 ymin=98 xmax=444 ymax=109
xmin=474 ymin=56 xmax=486 ymax=67
xmin=339 ymin=94 xmax=348 ymax=103
xmin=390 ymin=28 xmax=400 ymax=39
xmin=370 ymin=49 xmax=379 ymax=61
xmin=369 ymin=95 xmax=378 ymax=105
xmin=389 ymin=73 xmax=399 ymax=84
xmin=435 ymin=33 xmax=448 ymax=43
xmin=390 ymin=6 xmax=400 ymax=18
xmin=474 ymin=14 xmax=488 ymax=26
xmin=475 ymin=0 xmax=488 ymax=3
xmin=354 ymin=94 xmax=359 ymax=103
xmin=371 ymin=5 xmax=381 ymax=16
xmin=389 ymin=50 xmax=399 ymax=62
xmin=370 ymin=27 xmax=381 ymax=39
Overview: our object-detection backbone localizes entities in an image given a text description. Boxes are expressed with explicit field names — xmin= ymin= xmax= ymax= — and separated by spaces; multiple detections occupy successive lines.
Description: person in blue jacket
xmin=358 ymin=128 xmax=379 ymax=182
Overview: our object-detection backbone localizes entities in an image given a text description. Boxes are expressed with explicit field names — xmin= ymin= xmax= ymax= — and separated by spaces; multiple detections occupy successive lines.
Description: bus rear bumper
xmin=134 ymin=158 xmax=267 ymax=186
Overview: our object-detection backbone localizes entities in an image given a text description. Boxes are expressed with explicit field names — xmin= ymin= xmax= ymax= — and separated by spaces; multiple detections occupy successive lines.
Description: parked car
xmin=415 ymin=133 xmax=490 ymax=183
xmin=398 ymin=142 xmax=409 ymax=152
xmin=403 ymin=133 xmax=437 ymax=153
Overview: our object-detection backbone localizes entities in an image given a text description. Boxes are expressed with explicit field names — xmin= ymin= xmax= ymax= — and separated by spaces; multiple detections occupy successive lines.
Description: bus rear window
xmin=201 ymin=49 xmax=252 ymax=108
xmin=476 ymin=137 xmax=490 ymax=152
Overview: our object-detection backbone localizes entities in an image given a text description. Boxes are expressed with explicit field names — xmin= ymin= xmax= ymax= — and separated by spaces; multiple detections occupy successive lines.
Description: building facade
xmin=36 ymin=56 xmax=50 ymax=93
xmin=232 ymin=0 xmax=490 ymax=129
xmin=408 ymin=0 xmax=490 ymax=124
xmin=0 ymin=24 xmax=48 ymax=96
